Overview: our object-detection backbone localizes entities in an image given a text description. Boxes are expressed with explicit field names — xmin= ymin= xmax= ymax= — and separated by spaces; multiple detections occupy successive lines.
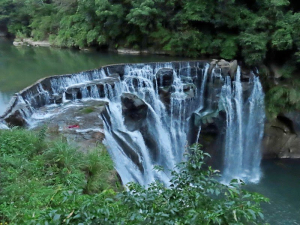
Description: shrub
xmin=0 ymin=129 xmax=120 ymax=224
xmin=34 ymin=145 xmax=268 ymax=224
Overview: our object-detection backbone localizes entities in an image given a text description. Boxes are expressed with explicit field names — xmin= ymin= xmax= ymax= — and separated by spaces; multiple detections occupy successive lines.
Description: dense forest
xmin=1 ymin=0 xmax=300 ymax=114
xmin=0 ymin=0 xmax=300 ymax=66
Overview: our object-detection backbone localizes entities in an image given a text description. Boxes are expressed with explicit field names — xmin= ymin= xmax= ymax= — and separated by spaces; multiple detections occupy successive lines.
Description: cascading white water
xmin=243 ymin=75 xmax=265 ymax=182
xmin=221 ymin=67 xmax=265 ymax=183
xmin=102 ymin=63 xmax=204 ymax=186
xmin=7 ymin=61 xmax=266 ymax=186
xmin=199 ymin=64 xmax=209 ymax=109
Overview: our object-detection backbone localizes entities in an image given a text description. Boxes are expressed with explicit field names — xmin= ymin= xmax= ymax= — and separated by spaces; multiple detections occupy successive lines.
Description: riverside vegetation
xmin=0 ymin=128 xmax=268 ymax=224
xmin=1 ymin=0 xmax=300 ymax=116
xmin=0 ymin=0 xmax=299 ymax=66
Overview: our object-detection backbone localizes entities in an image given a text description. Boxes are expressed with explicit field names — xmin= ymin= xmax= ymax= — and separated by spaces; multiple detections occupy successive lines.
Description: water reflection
xmin=0 ymin=38 xmax=183 ymax=115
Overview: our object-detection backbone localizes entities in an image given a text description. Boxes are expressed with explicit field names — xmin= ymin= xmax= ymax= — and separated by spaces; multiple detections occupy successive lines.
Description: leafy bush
xmin=0 ymin=129 xmax=268 ymax=224
xmin=32 ymin=145 xmax=268 ymax=225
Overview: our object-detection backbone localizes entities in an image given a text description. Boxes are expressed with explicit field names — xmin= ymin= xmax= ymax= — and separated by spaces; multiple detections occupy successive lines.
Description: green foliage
xmin=0 ymin=130 xmax=267 ymax=224
xmin=118 ymin=145 xmax=268 ymax=224
xmin=80 ymin=106 xmax=95 ymax=114
xmin=0 ymin=129 xmax=120 ymax=224
xmin=5 ymin=0 xmax=300 ymax=115
xmin=23 ymin=144 xmax=267 ymax=224
xmin=266 ymin=84 xmax=300 ymax=117
xmin=3 ymin=0 xmax=300 ymax=67
xmin=264 ymin=62 xmax=300 ymax=117
xmin=240 ymin=32 xmax=269 ymax=66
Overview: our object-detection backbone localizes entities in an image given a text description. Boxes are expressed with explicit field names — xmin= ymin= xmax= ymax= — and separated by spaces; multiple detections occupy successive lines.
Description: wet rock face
xmin=183 ymin=84 xmax=197 ymax=99
xmin=155 ymin=67 xmax=201 ymax=105
xmin=5 ymin=109 xmax=28 ymax=127
xmin=156 ymin=68 xmax=174 ymax=87
xmin=209 ymin=59 xmax=238 ymax=79
xmin=121 ymin=93 xmax=148 ymax=131
xmin=158 ymin=86 xmax=171 ymax=105
xmin=188 ymin=110 xmax=227 ymax=169
xmin=34 ymin=100 xmax=108 ymax=151
xmin=263 ymin=115 xmax=300 ymax=159
xmin=65 ymin=76 xmax=120 ymax=101
xmin=279 ymin=112 xmax=300 ymax=135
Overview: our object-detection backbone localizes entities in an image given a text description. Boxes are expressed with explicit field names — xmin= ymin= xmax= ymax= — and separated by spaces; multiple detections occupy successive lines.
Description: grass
xmin=0 ymin=129 xmax=267 ymax=224
xmin=0 ymin=128 xmax=121 ymax=224
xmin=80 ymin=107 xmax=95 ymax=114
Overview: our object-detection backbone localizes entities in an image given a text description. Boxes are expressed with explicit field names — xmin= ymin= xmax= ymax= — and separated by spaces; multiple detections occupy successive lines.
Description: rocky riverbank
xmin=13 ymin=38 xmax=51 ymax=47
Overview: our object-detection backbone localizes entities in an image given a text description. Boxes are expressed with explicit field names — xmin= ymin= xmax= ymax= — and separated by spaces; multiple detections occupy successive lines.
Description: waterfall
xmin=221 ymin=68 xmax=265 ymax=183
xmin=101 ymin=63 xmax=208 ymax=186
xmin=243 ymin=75 xmax=265 ymax=182
xmin=199 ymin=64 xmax=209 ymax=109
xmin=1 ymin=61 xmax=266 ymax=186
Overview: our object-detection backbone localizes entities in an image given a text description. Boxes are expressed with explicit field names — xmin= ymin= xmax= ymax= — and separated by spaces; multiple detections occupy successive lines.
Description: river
xmin=0 ymin=38 xmax=182 ymax=115
xmin=0 ymin=38 xmax=299 ymax=224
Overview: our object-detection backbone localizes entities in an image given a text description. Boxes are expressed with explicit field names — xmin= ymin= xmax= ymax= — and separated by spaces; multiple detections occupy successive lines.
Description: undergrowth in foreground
xmin=0 ymin=129 xmax=268 ymax=224
xmin=0 ymin=128 xmax=120 ymax=224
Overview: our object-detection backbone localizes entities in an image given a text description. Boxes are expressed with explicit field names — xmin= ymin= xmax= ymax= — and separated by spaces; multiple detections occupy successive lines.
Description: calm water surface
xmin=0 ymin=38 xmax=183 ymax=114
xmin=249 ymin=160 xmax=300 ymax=225
xmin=0 ymin=38 xmax=300 ymax=224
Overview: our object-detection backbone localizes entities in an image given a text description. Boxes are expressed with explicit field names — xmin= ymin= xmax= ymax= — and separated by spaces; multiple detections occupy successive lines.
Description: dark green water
xmin=248 ymin=160 xmax=300 ymax=225
xmin=0 ymin=38 xmax=299 ymax=224
xmin=0 ymin=38 xmax=183 ymax=114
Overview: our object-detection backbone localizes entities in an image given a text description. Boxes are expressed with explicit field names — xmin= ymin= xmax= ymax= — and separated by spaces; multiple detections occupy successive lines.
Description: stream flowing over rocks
xmin=1 ymin=60 xmax=268 ymax=185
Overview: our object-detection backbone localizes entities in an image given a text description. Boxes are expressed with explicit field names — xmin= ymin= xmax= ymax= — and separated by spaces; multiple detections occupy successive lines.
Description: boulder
xmin=211 ymin=59 xmax=218 ymax=66
xmin=217 ymin=59 xmax=230 ymax=67
xmin=117 ymin=48 xmax=140 ymax=55
xmin=32 ymin=100 xmax=108 ymax=152
xmin=106 ymin=65 xmax=125 ymax=78
xmin=22 ymin=38 xmax=51 ymax=47
xmin=263 ymin=118 xmax=300 ymax=158
xmin=5 ymin=110 xmax=28 ymax=127
xmin=159 ymin=87 xmax=171 ymax=106
xmin=156 ymin=68 xmax=174 ymax=87
xmin=183 ymin=84 xmax=197 ymax=99
xmin=279 ymin=112 xmax=300 ymax=135
xmin=210 ymin=59 xmax=239 ymax=79
xmin=229 ymin=60 xmax=238 ymax=79
xmin=208 ymin=59 xmax=218 ymax=75
xmin=65 ymin=77 xmax=119 ymax=100
xmin=65 ymin=84 xmax=85 ymax=99
xmin=13 ymin=41 xmax=24 ymax=46
xmin=121 ymin=93 xmax=148 ymax=130
xmin=217 ymin=59 xmax=231 ymax=76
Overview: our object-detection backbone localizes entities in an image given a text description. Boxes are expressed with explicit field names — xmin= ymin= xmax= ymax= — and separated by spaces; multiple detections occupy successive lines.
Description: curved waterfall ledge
xmin=0 ymin=60 xmax=265 ymax=185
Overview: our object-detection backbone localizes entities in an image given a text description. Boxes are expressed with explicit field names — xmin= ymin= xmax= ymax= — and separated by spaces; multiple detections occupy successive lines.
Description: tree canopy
xmin=1 ymin=0 xmax=300 ymax=66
